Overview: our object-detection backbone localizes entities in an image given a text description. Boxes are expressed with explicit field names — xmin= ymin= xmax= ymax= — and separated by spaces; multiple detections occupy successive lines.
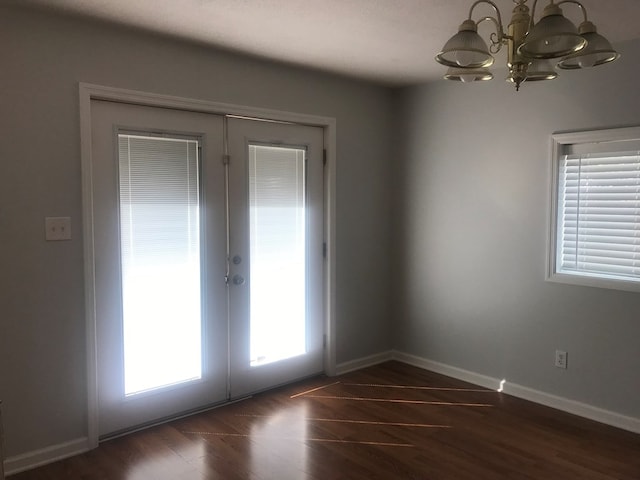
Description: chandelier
xmin=435 ymin=0 xmax=620 ymax=90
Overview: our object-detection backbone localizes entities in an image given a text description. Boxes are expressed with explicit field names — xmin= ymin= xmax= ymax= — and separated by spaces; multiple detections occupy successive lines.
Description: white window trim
xmin=547 ymin=125 xmax=640 ymax=293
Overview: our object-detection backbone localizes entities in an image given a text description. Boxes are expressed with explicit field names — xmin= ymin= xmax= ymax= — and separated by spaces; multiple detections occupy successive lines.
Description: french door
xmin=90 ymin=100 xmax=324 ymax=438
xmin=227 ymin=118 xmax=324 ymax=398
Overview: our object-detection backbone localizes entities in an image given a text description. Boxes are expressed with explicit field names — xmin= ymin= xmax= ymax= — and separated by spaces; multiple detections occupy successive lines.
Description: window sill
xmin=546 ymin=271 xmax=640 ymax=294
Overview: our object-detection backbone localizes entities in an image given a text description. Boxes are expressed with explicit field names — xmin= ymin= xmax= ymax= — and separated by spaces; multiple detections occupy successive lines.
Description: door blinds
xmin=118 ymin=134 xmax=203 ymax=395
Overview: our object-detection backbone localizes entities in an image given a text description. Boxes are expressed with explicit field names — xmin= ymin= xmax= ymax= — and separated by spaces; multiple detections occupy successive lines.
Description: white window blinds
xmin=248 ymin=145 xmax=307 ymax=367
xmin=118 ymin=134 xmax=202 ymax=395
xmin=557 ymin=151 xmax=640 ymax=281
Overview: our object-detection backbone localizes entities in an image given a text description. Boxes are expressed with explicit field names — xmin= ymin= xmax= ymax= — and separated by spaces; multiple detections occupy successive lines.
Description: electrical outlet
xmin=45 ymin=217 xmax=72 ymax=241
xmin=555 ymin=350 xmax=568 ymax=369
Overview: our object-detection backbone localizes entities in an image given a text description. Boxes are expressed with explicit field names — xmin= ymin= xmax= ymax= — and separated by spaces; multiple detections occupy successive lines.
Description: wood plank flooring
xmin=11 ymin=361 xmax=640 ymax=479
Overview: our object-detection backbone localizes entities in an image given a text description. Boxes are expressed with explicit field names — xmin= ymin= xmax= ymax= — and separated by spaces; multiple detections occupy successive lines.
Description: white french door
xmin=91 ymin=101 xmax=228 ymax=437
xmin=227 ymin=118 xmax=324 ymax=398
xmin=90 ymin=100 xmax=324 ymax=438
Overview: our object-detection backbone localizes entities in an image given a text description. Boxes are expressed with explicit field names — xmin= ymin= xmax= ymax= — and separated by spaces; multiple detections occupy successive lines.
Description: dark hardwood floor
xmin=11 ymin=361 xmax=640 ymax=479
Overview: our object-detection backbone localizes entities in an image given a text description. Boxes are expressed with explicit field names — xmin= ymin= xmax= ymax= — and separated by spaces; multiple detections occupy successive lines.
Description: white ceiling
xmin=15 ymin=0 xmax=640 ymax=86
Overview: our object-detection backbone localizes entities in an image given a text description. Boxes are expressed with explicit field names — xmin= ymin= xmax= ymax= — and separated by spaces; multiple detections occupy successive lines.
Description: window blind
xmin=557 ymin=151 xmax=640 ymax=281
xmin=118 ymin=134 xmax=202 ymax=395
xmin=248 ymin=144 xmax=307 ymax=366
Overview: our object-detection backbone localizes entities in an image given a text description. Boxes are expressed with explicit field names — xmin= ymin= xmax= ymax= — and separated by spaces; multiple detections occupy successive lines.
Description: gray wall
xmin=393 ymin=39 xmax=640 ymax=419
xmin=0 ymin=6 xmax=394 ymax=456
xmin=2 ymin=0 xmax=639 ymax=466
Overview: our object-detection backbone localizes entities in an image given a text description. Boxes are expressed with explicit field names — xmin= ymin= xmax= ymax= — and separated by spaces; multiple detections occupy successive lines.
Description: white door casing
xmin=82 ymin=85 xmax=336 ymax=442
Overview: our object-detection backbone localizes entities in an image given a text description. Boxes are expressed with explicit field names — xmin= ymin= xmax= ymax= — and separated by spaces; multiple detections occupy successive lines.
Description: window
xmin=549 ymin=126 xmax=640 ymax=292
xmin=248 ymin=144 xmax=307 ymax=367
xmin=118 ymin=133 xmax=202 ymax=395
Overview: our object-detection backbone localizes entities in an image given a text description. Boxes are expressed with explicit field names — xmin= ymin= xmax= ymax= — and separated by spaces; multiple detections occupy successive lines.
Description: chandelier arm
xmin=555 ymin=0 xmax=589 ymax=22
xmin=528 ymin=0 xmax=539 ymax=30
xmin=468 ymin=0 xmax=504 ymax=30
xmin=529 ymin=0 xmax=588 ymax=28
xmin=476 ymin=16 xmax=505 ymax=52
xmin=468 ymin=1 xmax=506 ymax=48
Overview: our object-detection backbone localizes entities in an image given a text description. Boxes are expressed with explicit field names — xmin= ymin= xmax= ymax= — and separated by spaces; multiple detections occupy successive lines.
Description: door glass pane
xmin=249 ymin=145 xmax=306 ymax=366
xmin=118 ymin=134 xmax=202 ymax=395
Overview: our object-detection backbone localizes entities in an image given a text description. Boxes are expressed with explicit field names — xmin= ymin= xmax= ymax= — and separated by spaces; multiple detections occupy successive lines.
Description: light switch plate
xmin=45 ymin=217 xmax=72 ymax=241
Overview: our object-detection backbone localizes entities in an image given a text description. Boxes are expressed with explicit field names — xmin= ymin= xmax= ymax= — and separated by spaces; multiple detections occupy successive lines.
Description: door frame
xmin=79 ymin=82 xmax=337 ymax=449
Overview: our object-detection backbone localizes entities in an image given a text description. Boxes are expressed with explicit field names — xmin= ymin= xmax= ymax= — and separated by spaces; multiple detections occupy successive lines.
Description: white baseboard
xmin=392 ymin=351 xmax=503 ymax=391
xmin=5 ymin=437 xmax=91 ymax=476
xmin=501 ymin=381 xmax=640 ymax=434
xmin=5 ymin=352 xmax=638 ymax=476
xmin=392 ymin=350 xmax=640 ymax=435
xmin=335 ymin=350 xmax=394 ymax=375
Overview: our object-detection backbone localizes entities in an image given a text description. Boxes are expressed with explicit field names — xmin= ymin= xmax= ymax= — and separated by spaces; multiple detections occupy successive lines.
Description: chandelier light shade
xmin=557 ymin=21 xmax=621 ymax=69
xmin=522 ymin=58 xmax=559 ymax=81
xmin=434 ymin=0 xmax=620 ymax=91
xmin=435 ymin=20 xmax=494 ymax=68
xmin=444 ymin=67 xmax=494 ymax=82
xmin=518 ymin=3 xmax=586 ymax=58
